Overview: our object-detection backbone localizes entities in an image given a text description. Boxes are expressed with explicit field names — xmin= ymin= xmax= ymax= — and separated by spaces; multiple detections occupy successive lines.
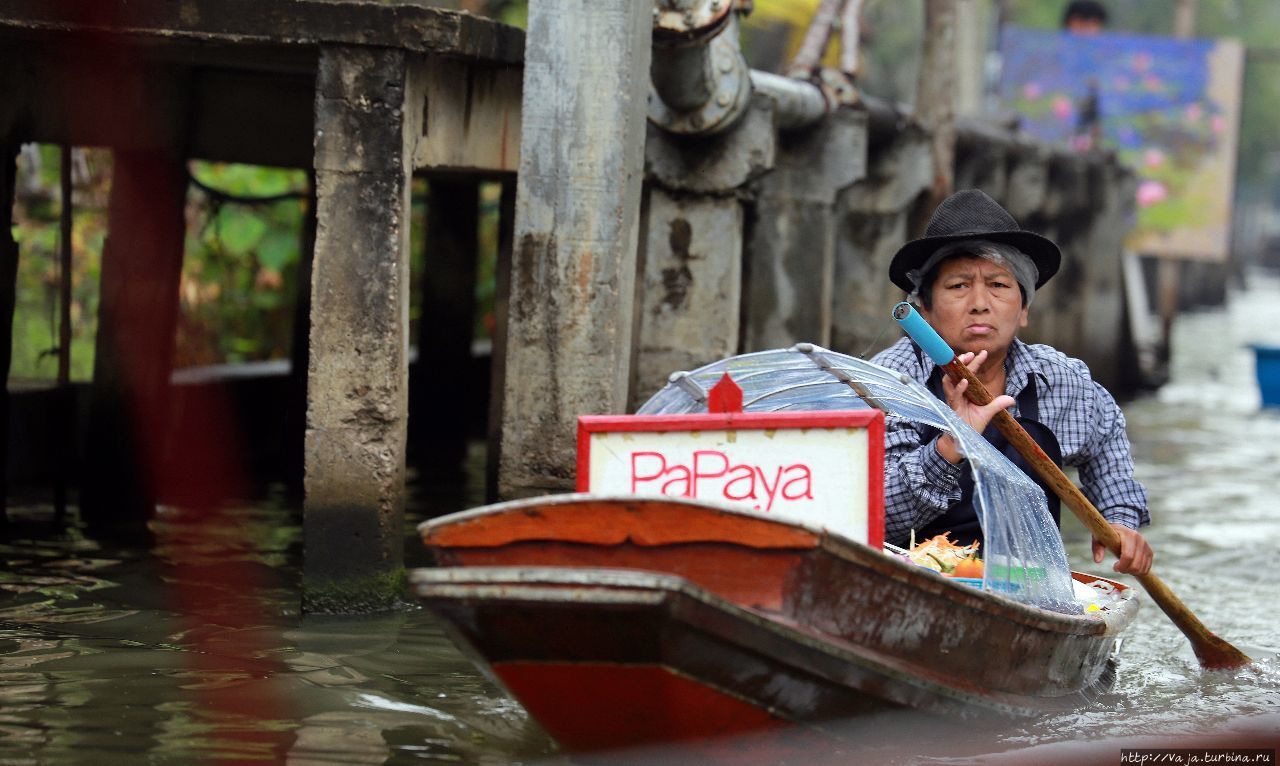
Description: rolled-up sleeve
xmin=1068 ymin=381 xmax=1149 ymax=530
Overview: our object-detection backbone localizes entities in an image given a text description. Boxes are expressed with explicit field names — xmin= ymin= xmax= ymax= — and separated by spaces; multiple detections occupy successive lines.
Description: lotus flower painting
xmin=999 ymin=27 xmax=1243 ymax=261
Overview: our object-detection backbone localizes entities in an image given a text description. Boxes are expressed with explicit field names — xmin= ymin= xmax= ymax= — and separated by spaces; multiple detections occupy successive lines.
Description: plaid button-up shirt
xmin=870 ymin=336 xmax=1149 ymax=547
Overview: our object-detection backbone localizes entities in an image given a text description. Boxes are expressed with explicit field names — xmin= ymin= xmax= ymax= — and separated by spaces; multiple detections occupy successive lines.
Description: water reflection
xmin=0 ymin=494 xmax=556 ymax=764
xmin=5 ymin=278 xmax=1280 ymax=763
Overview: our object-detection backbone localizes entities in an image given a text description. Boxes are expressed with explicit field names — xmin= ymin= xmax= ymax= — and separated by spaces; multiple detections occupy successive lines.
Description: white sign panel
xmin=577 ymin=412 xmax=884 ymax=546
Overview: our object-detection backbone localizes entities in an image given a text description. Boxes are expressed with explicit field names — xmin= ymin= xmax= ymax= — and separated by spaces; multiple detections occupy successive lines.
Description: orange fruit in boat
xmin=952 ymin=559 xmax=984 ymax=578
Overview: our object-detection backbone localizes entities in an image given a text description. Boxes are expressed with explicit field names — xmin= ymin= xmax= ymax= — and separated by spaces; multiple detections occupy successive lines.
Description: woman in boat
xmin=871 ymin=189 xmax=1154 ymax=575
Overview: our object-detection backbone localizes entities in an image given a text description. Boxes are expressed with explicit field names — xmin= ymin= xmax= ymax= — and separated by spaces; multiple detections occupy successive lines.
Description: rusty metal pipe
xmin=651 ymin=39 xmax=717 ymax=113
xmin=649 ymin=0 xmax=833 ymax=135
xmin=748 ymin=70 xmax=829 ymax=130
xmin=650 ymin=0 xmax=750 ymax=135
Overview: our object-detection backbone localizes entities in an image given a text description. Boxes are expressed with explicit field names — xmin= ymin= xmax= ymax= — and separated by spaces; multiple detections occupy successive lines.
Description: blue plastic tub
xmin=1253 ymin=345 xmax=1280 ymax=408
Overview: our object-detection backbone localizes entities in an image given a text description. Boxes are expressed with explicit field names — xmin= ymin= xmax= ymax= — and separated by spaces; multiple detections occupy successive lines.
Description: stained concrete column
xmin=304 ymin=46 xmax=417 ymax=613
xmin=1075 ymin=162 xmax=1138 ymax=392
xmin=285 ymin=173 xmax=318 ymax=494
xmin=497 ymin=0 xmax=652 ymax=498
xmin=743 ymin=109 xmax=867 ymax=350
xmin=1020 ymin=155 xmax=1088 ymax=356
xmin=484 ymin=178 xmax=516 ymax=503
xmin=831 ymin=123 xmax=931 ymax=356
xmin=82 ymin=153 xmax=189 ymax=537
xmin=632 ymin=95 xmax=777 ymax=406
xmin=633 ymin=191 xmax=743 ymax=404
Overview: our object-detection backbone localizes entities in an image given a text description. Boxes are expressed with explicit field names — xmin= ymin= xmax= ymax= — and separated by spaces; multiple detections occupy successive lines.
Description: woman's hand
xmin=934 ymin=350 xmax=1015 ymax=464
xmin=1093 ymin=523 xmax=1154 ymax=575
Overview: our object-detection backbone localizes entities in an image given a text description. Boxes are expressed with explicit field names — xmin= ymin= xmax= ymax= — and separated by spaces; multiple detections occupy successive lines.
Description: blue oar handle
xmin=892 ymin=302 xmax=955 ymax=367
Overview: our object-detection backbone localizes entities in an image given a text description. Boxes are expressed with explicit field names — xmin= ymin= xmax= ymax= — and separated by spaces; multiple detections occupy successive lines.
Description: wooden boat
xmin=410 ymin=493 xmax=1138 ymax=753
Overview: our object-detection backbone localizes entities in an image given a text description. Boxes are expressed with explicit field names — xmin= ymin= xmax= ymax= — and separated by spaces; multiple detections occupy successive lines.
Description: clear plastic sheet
xmin=637 ymin=344 xmax=1080 ymax=615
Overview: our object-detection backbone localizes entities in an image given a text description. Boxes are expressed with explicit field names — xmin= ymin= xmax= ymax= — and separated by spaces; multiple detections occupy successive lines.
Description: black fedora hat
xmin=889 ymin=189 xmax=1061 ymax=294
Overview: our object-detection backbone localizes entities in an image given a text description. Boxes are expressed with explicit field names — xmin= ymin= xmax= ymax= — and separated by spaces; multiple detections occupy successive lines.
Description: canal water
xmin=3 ymin=275 xmax=1280 ymax=764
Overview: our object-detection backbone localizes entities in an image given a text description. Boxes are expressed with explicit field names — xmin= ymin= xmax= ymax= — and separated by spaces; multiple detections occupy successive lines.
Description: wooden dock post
xmin=496 ymin=0 xmax=653 ymax=498
xmin=303 ymin=46 xmax=417 ymax=612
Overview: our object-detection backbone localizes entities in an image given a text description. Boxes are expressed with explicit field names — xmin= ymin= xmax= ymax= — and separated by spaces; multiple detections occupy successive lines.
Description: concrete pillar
xmin=497 ymin=0 xmax=652 ymax=498
xmin=1076 ymin=162 xmax=1138 ymax=392
xmin=1024 ymin=155 xmax=1090 ymax=356
xmin=832 ymin=122 xmax=931 ymax=356
xmin=286 ymin=172 xmax=318 ymax=495
xmin=0 ymin=140 xmax=17 ymax=523
xmin=633 ymin=190 xmax=743 ymax=405
xmin=304 ymin=46 xmax=417 ymax=613
xmin=414 ymin=176 xmax=479 ymax=477
xmin=743 ymin=109 xmax=867 ymax=350
xmin=1002 ymin=150 xmax=1050 ymax=223
xmin=954 ymin=140 xmax=1008 ymax=201
xmin=82 ymin=153 xmax=189 ymax=537
xmin=632 ymin=94 xmax=776 ymax=406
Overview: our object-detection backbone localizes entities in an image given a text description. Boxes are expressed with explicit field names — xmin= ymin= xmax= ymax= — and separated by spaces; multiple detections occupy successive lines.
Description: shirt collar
xmin=1003 ymin=338 xmax=1048 ymax=397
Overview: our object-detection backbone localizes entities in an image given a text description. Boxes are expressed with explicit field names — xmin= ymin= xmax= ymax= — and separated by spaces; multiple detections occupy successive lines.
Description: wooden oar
xmin=893 ymin=302 xmax=1251 ymax=670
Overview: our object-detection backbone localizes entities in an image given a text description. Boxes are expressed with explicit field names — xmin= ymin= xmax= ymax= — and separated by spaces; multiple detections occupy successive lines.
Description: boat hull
xmin=413 ymin=495 xmax=1138 ymax=751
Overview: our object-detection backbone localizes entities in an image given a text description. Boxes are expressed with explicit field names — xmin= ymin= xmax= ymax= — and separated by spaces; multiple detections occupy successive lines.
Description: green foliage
xmin=10 ymin=151 xmax=504 ymax=385
xmin=475 ymin=182 xmax=503 ymax=340
xmin=9 ymin=145 xmax=107 ymax=382
xmin=179 ymin=162 xmax=308 ymax=367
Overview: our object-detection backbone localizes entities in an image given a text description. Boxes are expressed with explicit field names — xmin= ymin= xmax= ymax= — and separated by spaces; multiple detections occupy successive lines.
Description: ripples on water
xmin=0 ymin=494 xmax=557 ymax=764
xmin=4 ymin=277 xmax=1280 ymax=764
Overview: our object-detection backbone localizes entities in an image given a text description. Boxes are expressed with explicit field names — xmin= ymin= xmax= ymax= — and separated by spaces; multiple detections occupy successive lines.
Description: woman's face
xmin=921 ymin=255 xmax=1028 ymax=359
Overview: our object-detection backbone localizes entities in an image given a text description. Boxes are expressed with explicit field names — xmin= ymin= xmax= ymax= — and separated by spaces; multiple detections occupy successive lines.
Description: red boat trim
xmin=493 ymin=661 xmax=784 ymax=751
xmin=425 ymin=496 xmax=822 ymax=549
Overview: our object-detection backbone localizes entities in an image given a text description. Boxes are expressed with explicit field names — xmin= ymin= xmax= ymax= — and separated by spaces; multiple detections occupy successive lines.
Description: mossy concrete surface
xmin=302 ymin=566 xmax=409 ymax=615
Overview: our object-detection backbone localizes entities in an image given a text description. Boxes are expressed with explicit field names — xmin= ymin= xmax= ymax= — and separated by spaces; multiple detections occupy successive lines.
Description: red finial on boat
xmin=708 ymin=373 xmax=743 ymax=413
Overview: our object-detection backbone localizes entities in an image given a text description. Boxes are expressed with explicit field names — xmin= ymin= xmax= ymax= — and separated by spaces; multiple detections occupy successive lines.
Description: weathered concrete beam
xmin=190 ymin=67 xmax=316 ymax=167
xmin=1077 ymin=162 xmax=1138 ymax=391
xmin=954 ymin=139 xmax=1008 ymax=202
xmin=497 ymin=0 xmax=652 ymax=498
xmin=1002 ymin=148 xmax=1051 ymax=222
xmin=0 ymin=1 xmax=524 ymax=64
xmin=743 ymin=108 xmax=867 ymax=350
xmin=304 ymin=45 xmax=417 ymax=613
xmin=412 ymin=57 xmax=521 ymax=173
xmin=1022 ymin=159 xmax=1136 ymax=392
